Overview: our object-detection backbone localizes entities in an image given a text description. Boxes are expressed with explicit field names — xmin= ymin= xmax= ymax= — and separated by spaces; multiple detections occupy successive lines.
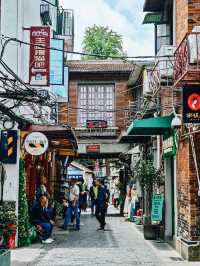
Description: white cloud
xmin=60 ymin=0 xmax=154 ymax=58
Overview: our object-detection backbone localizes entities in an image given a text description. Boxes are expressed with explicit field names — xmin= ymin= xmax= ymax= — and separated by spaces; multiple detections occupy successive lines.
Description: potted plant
xmin=134 ymin=159 xmax=164 ymax=240
xmin=0 ymin=202 xmax=16 ymax=266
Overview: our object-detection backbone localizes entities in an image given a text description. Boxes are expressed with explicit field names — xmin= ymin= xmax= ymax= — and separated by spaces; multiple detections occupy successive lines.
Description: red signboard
xmin=86 ymin=120 xmax=107 ymax=129
xmin=29 ymin=26 xmax=50 ymax=86
xmin=86 ymin=144 xmax=100 ymax=153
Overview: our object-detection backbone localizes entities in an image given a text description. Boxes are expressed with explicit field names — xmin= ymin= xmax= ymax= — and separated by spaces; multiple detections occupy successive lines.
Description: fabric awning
xmin=143 ymin=13 xmax=162 ymax=24
xmin=127 ymin=116 xmax=173 ymax=136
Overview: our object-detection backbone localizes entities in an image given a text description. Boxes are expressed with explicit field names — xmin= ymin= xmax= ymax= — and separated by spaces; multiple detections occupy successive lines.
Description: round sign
xmin=24 ymin=132 xmax=49 ymax=156
xmin=187 ymin=93 xmax=200 ymax=111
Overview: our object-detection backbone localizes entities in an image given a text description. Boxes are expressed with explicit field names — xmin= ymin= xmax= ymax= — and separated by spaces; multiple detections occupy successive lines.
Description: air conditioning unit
xmin=157 ymin=45 xmax=176 ymax=80
xmin=188 ymin=26 xmax=200 ymax=64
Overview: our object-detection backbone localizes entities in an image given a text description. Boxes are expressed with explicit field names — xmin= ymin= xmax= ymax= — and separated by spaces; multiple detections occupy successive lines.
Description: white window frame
xmin=77 ymin=84 xmax=115 ymax=127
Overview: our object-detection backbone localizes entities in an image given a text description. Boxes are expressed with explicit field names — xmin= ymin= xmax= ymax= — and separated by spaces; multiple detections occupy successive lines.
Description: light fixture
xmin=171 ymin=108 xmax=182 ymax=129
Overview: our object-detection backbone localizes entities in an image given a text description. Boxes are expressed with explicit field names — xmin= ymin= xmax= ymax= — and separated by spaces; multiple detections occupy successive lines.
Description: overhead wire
xmin=1 ymin=34 xmax=174 ymax=60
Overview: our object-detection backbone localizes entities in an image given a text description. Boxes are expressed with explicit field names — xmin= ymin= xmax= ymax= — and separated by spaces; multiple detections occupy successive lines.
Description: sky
xmin=60 ymin=0 xmax=154 ymax=58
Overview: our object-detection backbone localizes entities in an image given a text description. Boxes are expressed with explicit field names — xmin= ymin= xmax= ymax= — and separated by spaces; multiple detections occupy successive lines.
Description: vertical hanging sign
xmin=29 ymin=26 xmax=50 ymax=86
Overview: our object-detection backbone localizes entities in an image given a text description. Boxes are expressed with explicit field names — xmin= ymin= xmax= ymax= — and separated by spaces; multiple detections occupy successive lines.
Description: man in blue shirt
xmin=95 ymin=178 xmax=107 ymax=230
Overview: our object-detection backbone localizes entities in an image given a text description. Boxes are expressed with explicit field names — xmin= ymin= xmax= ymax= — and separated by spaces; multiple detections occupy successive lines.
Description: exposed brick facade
xmin=176 ymin=0 xmax=200 ymax=45
xmin=58 ymin=62 xmax=133 ymax=134
xmin=175 ymin=0 xmax=200 ymax=243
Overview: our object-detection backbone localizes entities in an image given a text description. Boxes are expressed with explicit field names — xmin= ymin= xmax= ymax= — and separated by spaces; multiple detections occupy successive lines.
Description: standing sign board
xmin=24 ymin=132 xmax=49 ymax=156
xmin=29 ymin=26 xmax=50 ymax=86
xmin=151 ymin=194 xmax=164 ymax=222
xmin=183 ymin=85 xmax=200 ymax=123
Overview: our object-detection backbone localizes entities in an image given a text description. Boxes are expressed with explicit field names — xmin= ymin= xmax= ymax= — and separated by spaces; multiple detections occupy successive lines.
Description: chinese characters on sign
xmin=183 ymin=85 xmax=200 ymax=123
xmin=29 ymin=26 xmax=50 ymax=86
xmin=163 ymin=132 xmax=177 ymax=158
xmin=151 ymin=194 xmax=164 ymax=222
xmin=86 ymin=120 xmax=108 ymax=129
xmin=86 ymin=144 xmax=100 ymax=153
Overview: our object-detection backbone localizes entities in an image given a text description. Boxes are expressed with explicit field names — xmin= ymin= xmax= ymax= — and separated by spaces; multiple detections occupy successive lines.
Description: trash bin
xmin=0 ymin=249 xmax=11 ymax=266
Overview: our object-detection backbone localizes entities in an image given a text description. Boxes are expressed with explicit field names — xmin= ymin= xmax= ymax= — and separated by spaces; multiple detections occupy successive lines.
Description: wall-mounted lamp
xmin=171 ymin=108 xmax=182 ymax=129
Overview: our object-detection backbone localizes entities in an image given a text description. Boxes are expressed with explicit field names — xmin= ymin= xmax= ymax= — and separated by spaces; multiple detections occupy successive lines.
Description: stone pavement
xmin=11 ymin=209 xmax=200 ymax=266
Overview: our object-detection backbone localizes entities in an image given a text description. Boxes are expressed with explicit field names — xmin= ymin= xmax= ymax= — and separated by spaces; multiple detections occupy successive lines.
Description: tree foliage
xmin=82 ymin=25 xmax=124 ymax=59
xmin=134 ymin=160 xmax=164 ymax=191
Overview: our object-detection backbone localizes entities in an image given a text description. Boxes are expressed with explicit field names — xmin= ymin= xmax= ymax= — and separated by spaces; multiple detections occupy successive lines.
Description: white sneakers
xmin=42 ymin=238 xmax=55 ymax=244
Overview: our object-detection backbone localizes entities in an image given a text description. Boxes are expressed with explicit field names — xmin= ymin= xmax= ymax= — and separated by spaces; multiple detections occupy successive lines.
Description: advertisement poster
xmin=183 ymin=85 xmax=200 ymax=123
xmin=29 ymin=26 xmax=50 ymax=86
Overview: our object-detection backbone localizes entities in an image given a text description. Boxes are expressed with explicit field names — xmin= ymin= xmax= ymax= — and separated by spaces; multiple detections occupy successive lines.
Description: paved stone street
xmin=11 ymin=209 xmax=200 ymax=266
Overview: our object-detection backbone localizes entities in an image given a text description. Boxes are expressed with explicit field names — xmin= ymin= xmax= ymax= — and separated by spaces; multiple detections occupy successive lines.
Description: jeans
xmin=95 ymin=204 xmax=106 ymax=229
xmin=39 ymin=222 xmax=53 ymax=240
xmin=91 ymin=200 xmax=96 ymax=214
xmin=63 ymin=204 xmax=80 ymax=230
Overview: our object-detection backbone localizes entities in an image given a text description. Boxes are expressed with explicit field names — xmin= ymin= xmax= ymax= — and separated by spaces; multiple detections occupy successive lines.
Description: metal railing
xmin=174 ymin=32 xmax=200 ymax=84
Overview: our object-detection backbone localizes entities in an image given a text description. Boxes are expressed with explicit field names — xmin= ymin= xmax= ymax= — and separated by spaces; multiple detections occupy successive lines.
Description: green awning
xmin=127 ymin=116 xmax=173 ymax=136
xmin=143 ymin=13 xmax=162 ymax=24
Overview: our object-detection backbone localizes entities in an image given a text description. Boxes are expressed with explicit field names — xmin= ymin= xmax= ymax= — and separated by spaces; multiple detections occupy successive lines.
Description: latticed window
xmin=77 ymin=84 xmax=115 ymax=127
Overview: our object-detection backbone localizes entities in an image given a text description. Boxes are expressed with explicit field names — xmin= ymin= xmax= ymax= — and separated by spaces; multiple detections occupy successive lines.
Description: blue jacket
xmin=30 ymin=202 xmax=50 ymax=225
xmin=96 ymin=185 xmax=107 ymax=208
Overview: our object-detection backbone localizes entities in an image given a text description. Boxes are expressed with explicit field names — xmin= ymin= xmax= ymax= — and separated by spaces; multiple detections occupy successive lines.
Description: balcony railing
xmin=174 ymin=32 xmax=200 ymax=85
xmin=40 ymin=4 xmax=52 ymax=25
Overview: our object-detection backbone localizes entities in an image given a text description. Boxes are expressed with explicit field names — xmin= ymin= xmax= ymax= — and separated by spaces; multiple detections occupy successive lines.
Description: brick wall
xmin=176 ymin=0 xmax=188 ymax=45
xmin=176 ymin=0 xmax=200 ymax=46
xmin=188 ymin=133 xmax=200 ymax=241
xmin=176 ymin=133 xmax=200 ymax=241
xmin=58 ymin=75 xmax=131 ymax=132
xmin=176 ymin=138 xmax=190 ymax=240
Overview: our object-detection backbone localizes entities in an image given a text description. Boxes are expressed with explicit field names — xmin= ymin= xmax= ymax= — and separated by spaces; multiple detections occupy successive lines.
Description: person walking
xmin=61 ymin=178 xmax=80 ymax=231
xmin=95 ymin=178 xmax=107 ymax=230
xmin=89 ymin=181 xmax=98 ymax=215
xmin=104 ymin=184 xmax=110 ymax=214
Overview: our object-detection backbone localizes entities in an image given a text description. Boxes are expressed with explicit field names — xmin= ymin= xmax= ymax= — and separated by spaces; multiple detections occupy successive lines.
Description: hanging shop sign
xmin=50 ymin=39 xmax=64 ymax=85
xmin=183 ymin=85 xmax=200 ymax=123
xmin=0 ymin=130 xmax=18 ymax=164
xmin=52 ymin=66 xmax=69 ymax=99
xmin=29 ymin=26 xmax=50 ymax=86
xmin=24 ymin=132 xmax=49 ymax=156
xmin=86 ymin=144 xmax=100 ymax=153
xmin=151 ymin=194 xmax=164 ymax=222
xmin=86 ymin=120 xmax=108 ymax=129
xmin=163 ymin=132 xmax=177 ymax=158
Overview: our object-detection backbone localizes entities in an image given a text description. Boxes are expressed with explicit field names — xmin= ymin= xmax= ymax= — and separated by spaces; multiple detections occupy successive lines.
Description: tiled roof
xmin=67 ymin=60 xmax=135 ymax=73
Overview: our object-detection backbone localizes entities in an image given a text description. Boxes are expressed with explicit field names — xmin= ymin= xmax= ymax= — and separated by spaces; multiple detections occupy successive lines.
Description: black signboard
xmin=183 ymin=85 xmax=200 ymax=123
xmin=86 ymin=120 xmax=107 ymax=129
xmin=0 ymin=130 xmax=18 ymax=164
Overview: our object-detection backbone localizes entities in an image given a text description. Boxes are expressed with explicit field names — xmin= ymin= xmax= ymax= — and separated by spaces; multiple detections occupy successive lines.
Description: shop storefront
xmin=21 ymin=125 xmax=78 ymax=204
xmin=127 ymin=115 xmax=175 ymax=240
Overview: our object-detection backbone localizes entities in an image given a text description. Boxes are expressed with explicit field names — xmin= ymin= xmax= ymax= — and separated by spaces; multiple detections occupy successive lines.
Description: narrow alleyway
xmin=11 ymin=208 xmax=199 ymax=266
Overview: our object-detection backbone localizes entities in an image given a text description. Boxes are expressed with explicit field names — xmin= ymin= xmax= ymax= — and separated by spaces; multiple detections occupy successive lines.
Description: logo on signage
xmin=24 ymin=132 xmax=49 ymax=156
xmin=183 ymin=86 xmax=200 ymax=124
xmin=187 ymin=93 xmax=200 ymax=111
